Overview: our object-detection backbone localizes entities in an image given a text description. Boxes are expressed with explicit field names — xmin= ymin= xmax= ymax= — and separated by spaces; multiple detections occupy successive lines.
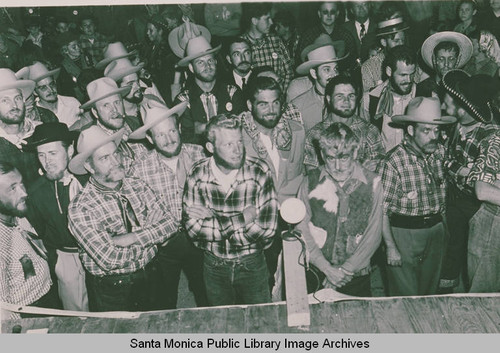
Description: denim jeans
xmin=203 ymin=251 xmax=271 ymax=306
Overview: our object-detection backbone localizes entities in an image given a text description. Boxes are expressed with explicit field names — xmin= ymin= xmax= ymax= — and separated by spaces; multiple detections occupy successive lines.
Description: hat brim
xmin=168 ymin=25 xmax=212 ymax=58
xmin=23 ymin=130 xmax=78 ymax=152
xmin=34 ymin=68 xmax=61 ymax=83
xmin=95 ymin=49 xmax=138 ymax=70
xmin=105 ymin=62 xmax=145 ymax=81
xmin=296 ymin=54 xmax=349 ymax=75
xmin=376 ymin=25 xmax=410 ymax=37
xmin=391 ymin=115 xmax=457 ymax=125
xmin=177 ymin=44 xmax=222 ymax=67
xmin=128 ymin=101 xmax=189 ymax=140
xmin=80 ymin=86 xmax=131 ymax=110
xmin=421 ymin=31 xmax=473 ymax=69
xmin=0 ymin=80 xmax=35 ymax=99
xmin=68 ymin=128 xmax=125 ymax=175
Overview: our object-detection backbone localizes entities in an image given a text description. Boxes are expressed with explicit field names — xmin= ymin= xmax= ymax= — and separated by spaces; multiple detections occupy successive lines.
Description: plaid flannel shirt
xmin=183 ymin=156 xmax=278 ymax=259
xmin=381 ymin=139 xmax=446 ymax=216
xmin=129 ymin=144 xmax=206 ymax=223
xmin=68 ymin=177 xmax=178 ymax=277
xmin=468 ymin=130 xmax=500 ymax=185
xmin=241 ymin=33 xmax=293 ymax=90
xmin=304 ymin=114 xmax=384 ymax=170
xmin=79 ymin=33 xmax=109 ymax=66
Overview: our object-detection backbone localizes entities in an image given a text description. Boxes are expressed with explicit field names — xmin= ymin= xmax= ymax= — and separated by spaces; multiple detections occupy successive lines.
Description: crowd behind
xmin=1 ymin=1 xmax=500 ymax=318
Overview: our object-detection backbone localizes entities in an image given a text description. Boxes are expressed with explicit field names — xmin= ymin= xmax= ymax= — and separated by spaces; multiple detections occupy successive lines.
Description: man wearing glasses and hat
xmin=380 ymin=97 xmax=456 ymax=296
xmin=24 ymin=122 xmax=89 ymax=311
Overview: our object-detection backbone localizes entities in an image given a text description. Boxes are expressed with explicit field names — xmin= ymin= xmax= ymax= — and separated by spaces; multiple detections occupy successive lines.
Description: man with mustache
xmin=67 ymin=126 xmax=179 ymax=311
xmin=183 ymin=113 xmax=278 ymax=306
xmin=364 ymin=45 xmax=417 ymax=152
xmin=225 ymin=37 xmax=253 ymax=90
xmin=380 ymin=97 xmax=456 ymax=296
xmin=128 ymin=100 xmax=208 ymax=309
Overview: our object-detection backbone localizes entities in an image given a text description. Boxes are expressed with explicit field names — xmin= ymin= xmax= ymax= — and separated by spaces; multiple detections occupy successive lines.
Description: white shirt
xmin=37 ymin=95 xmax=81 ymax=128
xmin=210 ymin=157 xmax=239 ymax=194
xmin=259 ymin=132 xmax=280 ymax=177
xmin=355 ymin=20 xmax=370 ymax=41
xmin=232 ymin=71 xmax=251 ymax=90
xmin=381 ymin=86 xmax=416 ymax=151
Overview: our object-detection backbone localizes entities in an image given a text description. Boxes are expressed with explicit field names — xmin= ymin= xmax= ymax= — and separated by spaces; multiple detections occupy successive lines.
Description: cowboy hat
xmin=376 ymin=17 xmax=410 ymax=37
xmin=104 ymin=58 xmax=144 ymax=82
xmin=16 ymin=61 xmax=60 ymax=83
xmin=0 ymin=68 xmax=35 ymax=98
xmin=168 ymin=20 xmax=212 ymax=58
xmin=95 ymin=42 xmax=139 ymax=70
xmin=128 ymin=100 xmax=188 ymax=140
xmin=23 ymin=122 xmax=78 ymax=152
xmin=442 ymin=69 xmax=496 ymax=123
xmin=80 ymin=77 xmax=131 ymax=110
xmin=177 ymin=36 xmax=221 ymax=67
xmin=296 ymin=34 xmax=348 ymax=75
xmin=68 ymin=125 xmax=125 ymax=175
xmin=392 ymin=96 xmax=456 ymax=125
xmin=421 ymin=31 xmax=473 ymax=69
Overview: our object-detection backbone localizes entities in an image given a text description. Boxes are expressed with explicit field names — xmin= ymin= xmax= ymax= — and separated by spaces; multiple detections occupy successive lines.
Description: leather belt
xmin=390 ymin=213 xmax=442 ymax=229
xmin=58 ymin=247 xmax=79 ymax=253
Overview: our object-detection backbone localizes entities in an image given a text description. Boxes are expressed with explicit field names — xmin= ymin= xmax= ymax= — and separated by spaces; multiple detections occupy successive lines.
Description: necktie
xmin=203 ymin=93 xmax=217 ymax=121
xmin=118 ymin=195 xmax=140 ymax=233
xmin=360 ymin=23 xmax=366 ymax=42
xmin=241 ymin=77 xmax=246 ymax=90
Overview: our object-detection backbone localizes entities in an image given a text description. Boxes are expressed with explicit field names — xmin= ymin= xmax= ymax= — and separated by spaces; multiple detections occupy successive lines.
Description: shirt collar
xmin=0 ymin=118 xmax=38 ymax=147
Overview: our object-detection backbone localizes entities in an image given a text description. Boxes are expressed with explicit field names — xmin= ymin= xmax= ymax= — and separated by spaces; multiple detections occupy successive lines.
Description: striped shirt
xmin=469 ymin=130 xmax=500 ymax=185
xmin=183 ymin=156 xmax=278 ymax=259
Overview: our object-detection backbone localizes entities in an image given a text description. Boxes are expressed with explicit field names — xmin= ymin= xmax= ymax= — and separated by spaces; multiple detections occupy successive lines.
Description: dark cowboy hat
xmin=376 ymin=17 xmax=410 ymax=37
xmin=23 ymin=122 xmax=78 ymax=152
xmin=442 ymin=70 xmax=496 ymax=123
xmin=55 ymin=31 xmax=79 ymax=51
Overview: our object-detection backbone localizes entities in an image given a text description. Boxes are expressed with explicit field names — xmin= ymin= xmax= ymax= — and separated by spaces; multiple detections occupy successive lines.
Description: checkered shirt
xmin=79 ymin=33 xmax=109 ymax=66
xmin=468 ymin=130 xmax=500 ymax=185
xmin=68 ymin=177 xmax=178 ymax=276
xmin=129 ymin=144 xmax=206 ymax=223
xmin=381 ymin=139 xmax=447 ymax=216
xmin=282 ymin=102 xmax=304 ymax=125
xmin=183 ymin=156 xmax=278 ymax=259
xmin=241 ymin=33 xmax=293 ymax=91
xmin=304 ymin=114 xmax=385 ymax=169
xmin=0 ymin=219 xmax=51 ymax=307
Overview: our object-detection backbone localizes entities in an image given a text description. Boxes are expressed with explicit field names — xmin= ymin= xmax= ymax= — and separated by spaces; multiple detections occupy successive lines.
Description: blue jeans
xmin=203 ymin=251 xmax=271 ymax=306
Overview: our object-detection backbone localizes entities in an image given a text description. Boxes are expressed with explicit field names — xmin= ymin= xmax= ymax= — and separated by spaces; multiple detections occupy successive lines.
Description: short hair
xmin=433 ymin=41 xmax=460 ymax=57
xmin=324 ymin=74 xmax=360 ymax=112
xmin=206 ymin=113 xmax=242 ymax=144
xmin=225 ymin=36 xmax=251 ymax=57
xmin=384 ymin=45 xmax=416 ymax=73
xmin=0 ymin=161 xmax=17 ymax=175
xmin=246 ymin=76 xmax=282 ymax=103
xmin=459 ymin=0 xmax=477 ymax=11
xmin=241 ymin=3 xmax=273 ymax=31
xmin=318 ymin=122 xmax=359 ymax=156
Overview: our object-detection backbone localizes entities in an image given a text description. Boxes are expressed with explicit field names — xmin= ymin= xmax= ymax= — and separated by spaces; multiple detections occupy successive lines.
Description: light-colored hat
xmin=16 ymin=62 xmax=60 ymax=83
xmin=296 ymin=34 xmax=348 ymax=75
xmin=177 ymin=36 xmax=221 ymax=67
xmin=168 ymin=20 xmax=212 ymax=59
xmin=376 ymin=17 xmax=410 ymax=37
xmin=128 ymin=100 xmax=188 ymax=140
xmin=0 ymin=68 xmax=35 ymax=98
xmin=95 ymin=42 xmax=138 ymax=70
xmin=68 ymin=125 xmax=125 ymax=175
xmin=104 ymin=58 xmax=144 ymax=82
xmin=421 ymin=31 xmax=473 ymax=69
xmin=392 ymin=96 xmax=457 ymax=125
xmin=80 ymin=77 xmax=131 ymax=110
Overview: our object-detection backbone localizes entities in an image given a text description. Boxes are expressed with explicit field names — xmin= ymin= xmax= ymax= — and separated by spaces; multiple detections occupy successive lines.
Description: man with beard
xmin=183 ymin=113 xmax=278 ymax=306
xmin=296 ymin=123 xmax=382 ymax=297
xmin=128 ymin=100 xmax=208 ymax=309
xmin=416 ymin=32 xmax=473 ymax=99
xmin=67 ymin=126 xmax=179 ymax=312
xmin=364 ymin=45 xmax=417 ymax=152
xmin=175 ymin=36 xmax=245 ymax=146
xmin=24 ymin=123 xmax=89 ymax=311
xmin=80 ymin=77 xmax=150 ymax=171
xmin=380 ymin=97 xmax=456 ymax=296
xmin=0 ymin=161 xmax=59 ymax=317
xmin=306 ymin=75 xmax=384 ymax=173
xmin=225 ymin=37 xmax=253 ymax=90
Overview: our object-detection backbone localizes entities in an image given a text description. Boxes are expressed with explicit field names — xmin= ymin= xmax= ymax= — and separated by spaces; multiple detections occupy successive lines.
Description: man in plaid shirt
xmin=68 ymin=126 xmax=178 ymax=312
xmin=128 ymin=100 xmax=208 ymax=309
xmin=380 ymin=97 xmax=456 ymax=296
xmin=241 ymin=3 xmax=293 ymax=91
xmin=78 ymin=15 xmax=109 ymax=67
xmin=183 ymin=113 xmax=278 ymax=306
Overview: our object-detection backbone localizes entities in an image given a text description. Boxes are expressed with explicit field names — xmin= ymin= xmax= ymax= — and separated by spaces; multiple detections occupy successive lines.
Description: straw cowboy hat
xmin=0 ymin=68 xmax=35 ymax=98
xmin=80 ymin=77 xmax=131 ymax=110
xmin=421 ymin=31 xmax=473 ymax=69
xmin=392 ymin=96 xmax=456 ymax=125
xmin=442 ymin=69 xmax=497 ymax=123
xmin=177 ymin=36 xmax=221 ymax=67
xmin=296 ymin=34 xmax=348 ymax=75
xmin=23 ymin=122 xmax=78 ymax=152
xmin=104 ymin=58 xmax=144 ymax=82
xmin=168 ymin=19 xmax=212 ymax=59
xmin=68 ymin=125 xmax=125 ymax=175
xmin=16 ymin=62 xmax=60 ymax=83
xmin=128 ymin=100 xmax=188 ymax=140
xmin=376 ymin=17 xmax=410 ymax=37
xmin=95 ymin=42 xmax=138 ymax=70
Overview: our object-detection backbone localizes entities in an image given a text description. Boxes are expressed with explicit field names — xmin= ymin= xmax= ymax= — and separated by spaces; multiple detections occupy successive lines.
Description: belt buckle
xmin=422 ymin=215 xmax=432 ymax=227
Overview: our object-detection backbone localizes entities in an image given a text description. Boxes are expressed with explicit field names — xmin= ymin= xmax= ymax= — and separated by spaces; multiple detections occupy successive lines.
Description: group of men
xmin=1 ymin=1 xmax=500 ymax=318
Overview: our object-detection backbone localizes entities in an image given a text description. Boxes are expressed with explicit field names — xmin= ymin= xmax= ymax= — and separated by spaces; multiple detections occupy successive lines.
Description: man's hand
xmin=194 ymin=122 xmax=207 ymax=135
xmin=386 ymin=247 xmax=402 ymax=266
xmin=457 ymin=166 xmax=471 ymax=178
xmin=185 ymin=205 xmax=214 ymax=219
xmin=323 ymin=266 xmax=352 ymax=288
xmin=112 ymin=233 xmax=139 ymax=247
xmin=243 ymin=206 xmax=257 ymax=224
